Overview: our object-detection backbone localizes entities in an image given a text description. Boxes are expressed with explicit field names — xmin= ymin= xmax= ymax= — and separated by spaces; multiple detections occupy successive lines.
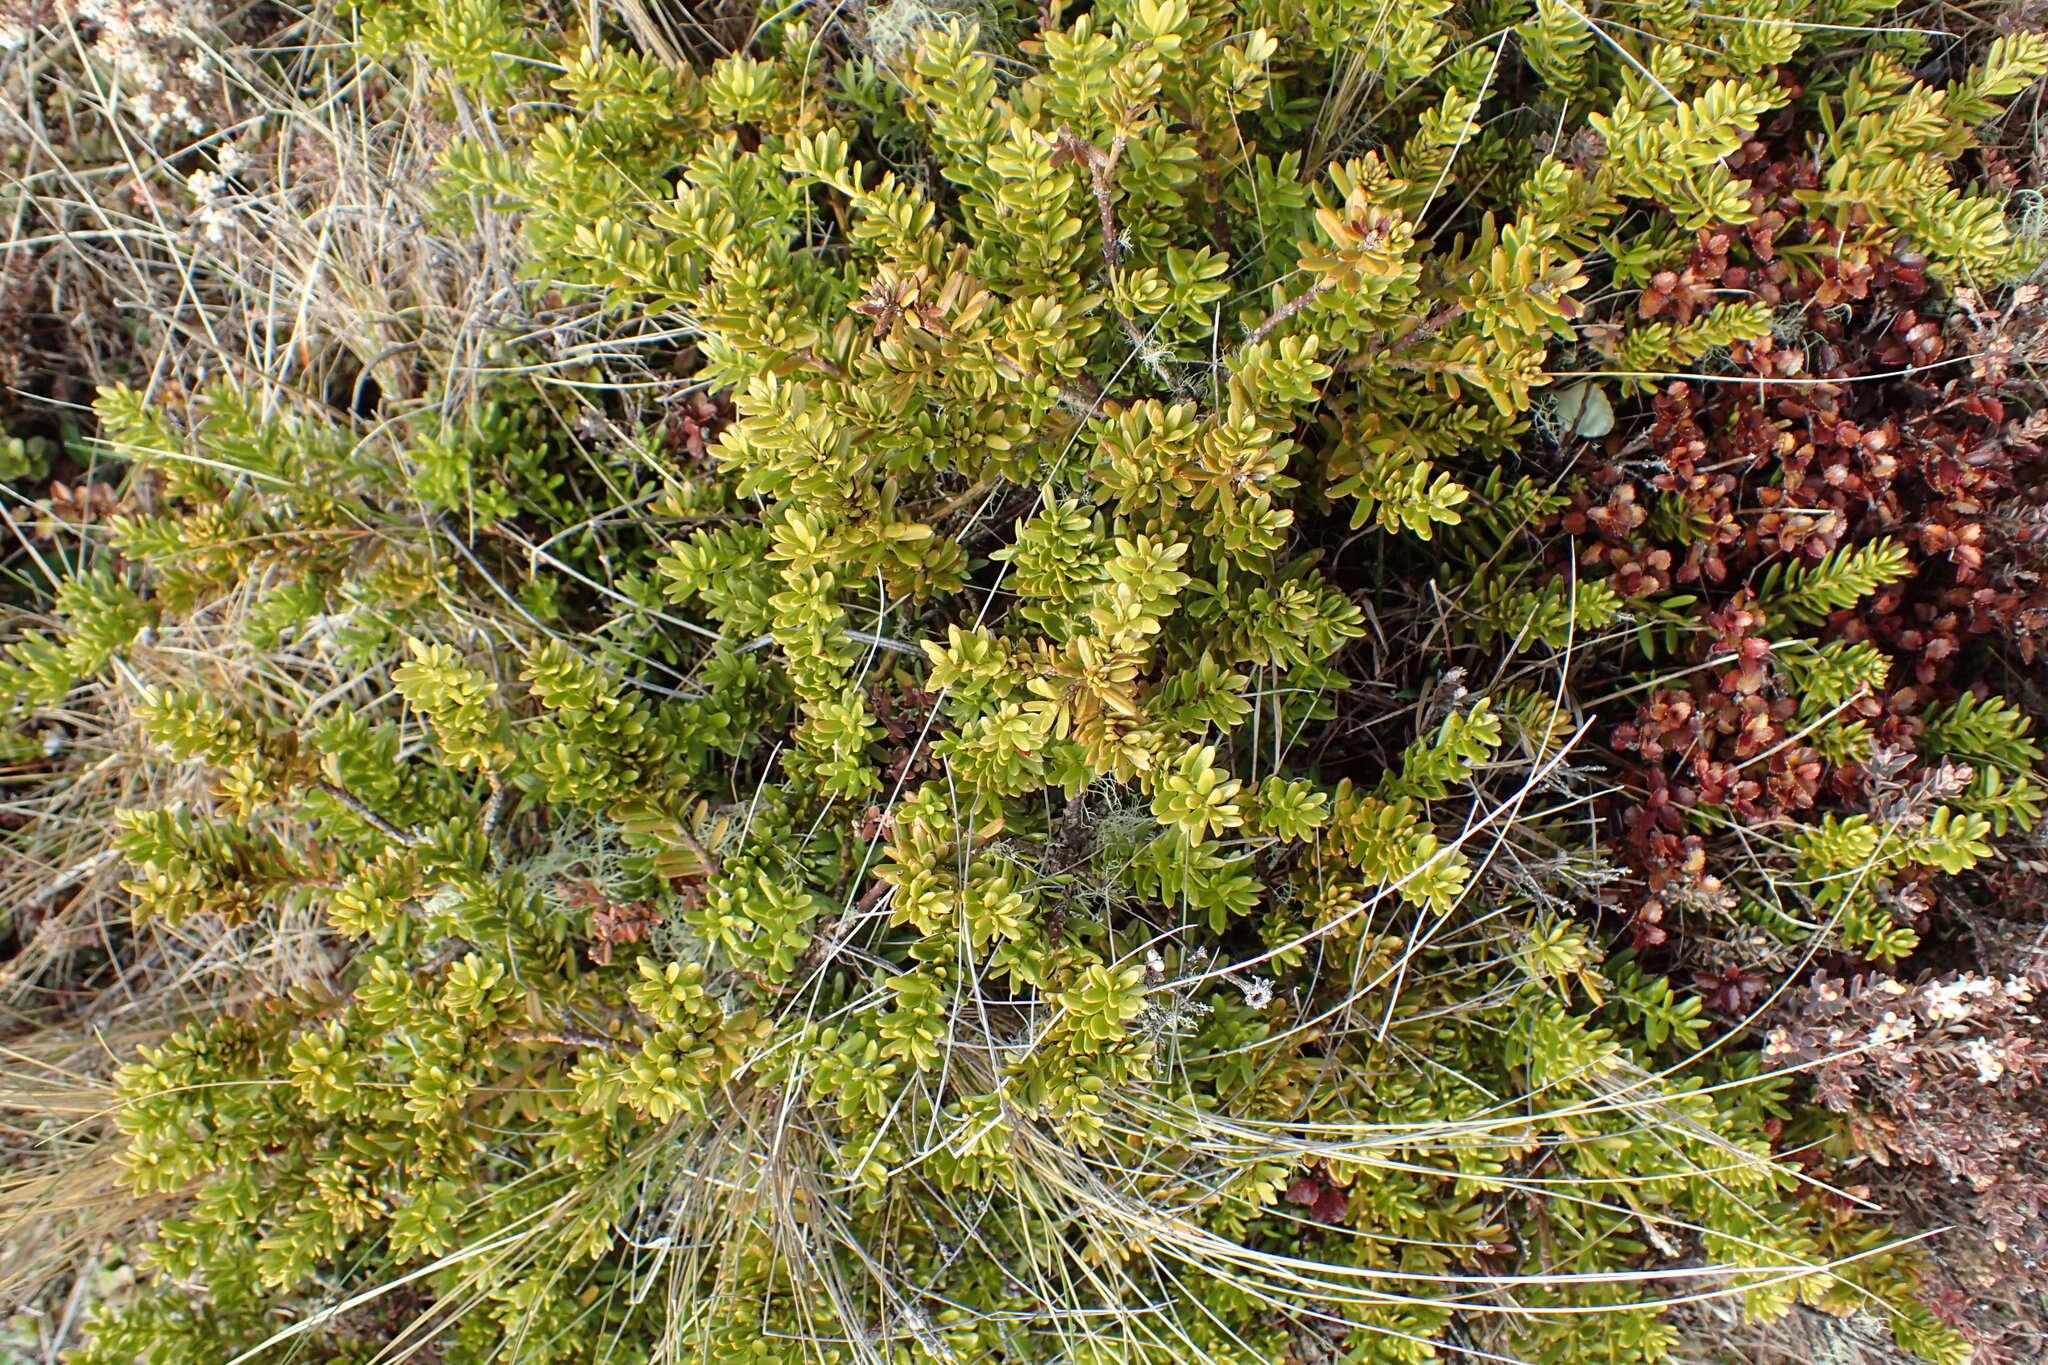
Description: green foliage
xmin=1921 ymin=691 xmax=2046 ymax=775
xmin=1592 ymin=73 xmax=1786 ymax=229
xmin=1758 ymin=538 xmax=1914 ymax=627
xmin=1465 ymin=569 xmax=1627 ymax=649
xmin=0 ymin=431 xmax=51 ymax=484
xmin=13 ymin=2 xmax=2041 ymax=1364
xmin=0 ymin=566 xmax=157 ymax=705
xmin=1805 ymin=43 xmax=2048 ymax=274
xmin=1793 ymin=807 xmax=1997 ymax=960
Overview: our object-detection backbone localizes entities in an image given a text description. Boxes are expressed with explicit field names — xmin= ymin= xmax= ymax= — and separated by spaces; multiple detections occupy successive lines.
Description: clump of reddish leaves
xmin=1532 ymin=115 xmax=2048 ymax=1359
xmin=1552 ymin=122 xmax=2048 ymax=959
xmin=1282 ymin=1163 xmax=1351 ymax=1226
xmin=561 ymin=877 xmax=663 ymax=966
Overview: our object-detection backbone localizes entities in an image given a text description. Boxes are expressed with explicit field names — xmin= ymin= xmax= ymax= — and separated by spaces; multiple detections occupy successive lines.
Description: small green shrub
xmin=5 ymin=1 xmax=2045 ymax=1363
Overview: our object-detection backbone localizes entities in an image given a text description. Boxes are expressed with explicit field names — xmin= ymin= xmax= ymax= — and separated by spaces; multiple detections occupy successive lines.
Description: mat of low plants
xmin=2 ymin=0 xmax=2047 ymax=1362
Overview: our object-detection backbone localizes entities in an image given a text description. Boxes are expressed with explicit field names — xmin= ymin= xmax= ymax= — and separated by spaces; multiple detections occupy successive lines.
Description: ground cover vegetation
xmin=3 ymin=0 xmax=2048 ymax=1362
